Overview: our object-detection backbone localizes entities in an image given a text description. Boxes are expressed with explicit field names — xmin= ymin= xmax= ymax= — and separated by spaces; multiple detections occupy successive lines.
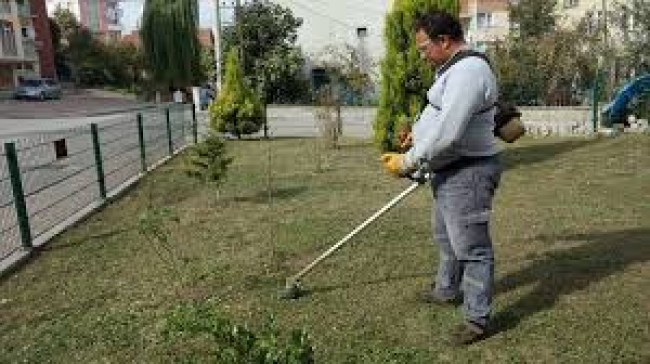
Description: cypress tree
xmin=374 ymin=0 xmax=459 ymax=151
xmin=209 ymin=49 xmax=263 ymax=138
xmin=141 ymin=0 xmax=201 ymax=90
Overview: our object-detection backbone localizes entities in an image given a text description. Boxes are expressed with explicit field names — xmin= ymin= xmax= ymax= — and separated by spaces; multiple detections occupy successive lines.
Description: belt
xmin=433 ymin=154 xmax=500 ymax=173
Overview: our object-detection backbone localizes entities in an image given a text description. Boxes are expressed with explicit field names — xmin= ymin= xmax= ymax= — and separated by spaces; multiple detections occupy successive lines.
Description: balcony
xmin=17 ymin=3 xmax=30 ymax=19
xmin=22 ymin=38 xmax=36 ymax=59
xmin=0 ymin=1 xmax=11 ymax=15
xmin=16 ymin=0 xmax=32 ymax=19
xmin=1 ymin=36 xmax=18 ymax=57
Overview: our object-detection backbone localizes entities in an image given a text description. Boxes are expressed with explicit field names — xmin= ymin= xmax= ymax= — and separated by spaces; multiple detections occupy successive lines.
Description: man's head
xmin=414 ymin=11 xmax=465 ymax=67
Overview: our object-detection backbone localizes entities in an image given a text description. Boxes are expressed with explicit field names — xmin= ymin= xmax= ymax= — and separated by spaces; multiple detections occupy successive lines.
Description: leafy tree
xmin=221 ymin=0 xmax=309 ymax=104
xmin=103 ymin=42 xmax=145 ymax=89
xmin=200 ymin=45 xmax=216 ymax=84
xmin=140 ymin=0 xmax=201 ymax=90
xmin=509 ymin=0 xmax=557 ymax=39
xmin=51 ymin=7 xmax=86 ymax=83
xmin=48 ymin=16 xmax=61 ymax=52
xmin=611 ymin=0 xmax=650 ymax=76
xmin=490 ymin=27 xmax=597 ymax=106
xmin=209 ymin=49 xmax=264 ymax=138
xmin=316 ymin=44 xmax=375 ymax=106
xmin=375 ymin=0 xmax=458 ymax=151
xmin=52 ymin=6 xmax=80 ymax=42
xmin=50 ymin=7 xmax=145 ymax=89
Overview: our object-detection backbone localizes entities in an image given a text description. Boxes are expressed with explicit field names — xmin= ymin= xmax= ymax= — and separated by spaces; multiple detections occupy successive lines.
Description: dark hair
xmin=414 ymin=10 xmax=464 ymax=41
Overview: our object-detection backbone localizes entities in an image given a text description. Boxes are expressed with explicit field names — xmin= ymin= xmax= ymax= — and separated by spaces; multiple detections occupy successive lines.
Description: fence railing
xmin=0 ymin=104 xmax=198 ymax=268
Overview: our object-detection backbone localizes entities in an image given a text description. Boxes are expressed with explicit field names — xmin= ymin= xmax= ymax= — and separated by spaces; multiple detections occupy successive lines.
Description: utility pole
xmin=235 ymin=0 xmax=244 ymax=67
xmin=214 ymin=0 xmax=223 ymax=93
xmin=602 ymin=0 xmax=615 ymax=97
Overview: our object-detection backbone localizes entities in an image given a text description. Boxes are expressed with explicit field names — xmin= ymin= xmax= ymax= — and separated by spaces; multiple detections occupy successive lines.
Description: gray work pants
xmin=431 ymin=155 xmax=502 ymax=327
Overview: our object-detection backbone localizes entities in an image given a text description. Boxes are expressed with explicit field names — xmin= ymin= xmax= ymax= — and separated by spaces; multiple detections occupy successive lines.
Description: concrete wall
xmin=260 ymin=105 xmax=594 ymax=138
xmin=265 ymin=105 xmax=375 ymax=138
xmin=519 ymin=106 xmax=592 ymax=136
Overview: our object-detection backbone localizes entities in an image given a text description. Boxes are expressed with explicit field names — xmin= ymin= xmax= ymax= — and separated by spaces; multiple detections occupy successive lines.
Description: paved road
xmin=0 ymin=89 xmax=154 ymax=139
xmin=0 ymin=89 xmax=148 ymax=118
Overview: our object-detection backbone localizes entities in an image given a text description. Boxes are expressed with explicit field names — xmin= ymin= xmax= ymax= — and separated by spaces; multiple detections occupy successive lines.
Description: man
xmin=381 ymin=10 xmax=502 ymax=345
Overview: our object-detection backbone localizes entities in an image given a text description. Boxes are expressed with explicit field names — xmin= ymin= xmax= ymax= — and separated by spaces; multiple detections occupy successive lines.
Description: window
xmin=21 ymin=27 xmax=28 ymax=38
xmin=0 ymin=20 xmax=17 ymax=56
xmin=356 ymin=27 xmax=368 ymax=38
xmin=54 ymin=139 xmax=68 ymax=159
xmin=311 ymin=67 xmax=330 ymax=91
xmin=476 ymin=12 xmax=493 ymax=28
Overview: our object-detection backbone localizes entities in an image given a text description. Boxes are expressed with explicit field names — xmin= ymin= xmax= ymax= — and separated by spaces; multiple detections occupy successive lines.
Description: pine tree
xmin=209 ymin=49 xmax=264 ymax=138
xmin=185 ymin=132 xmax=232 ymax=185
xmin=374 ymin=0 xmax=459 ymax=151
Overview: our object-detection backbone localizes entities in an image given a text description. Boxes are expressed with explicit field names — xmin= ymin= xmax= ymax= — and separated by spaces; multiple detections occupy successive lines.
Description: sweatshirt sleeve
xmin=403 ymin=63 xmax=488 ymax=170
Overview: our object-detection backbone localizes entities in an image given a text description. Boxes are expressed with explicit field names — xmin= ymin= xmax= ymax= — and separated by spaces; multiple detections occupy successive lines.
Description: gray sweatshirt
xmin=404 ymin=53 xmax=501 ymax=172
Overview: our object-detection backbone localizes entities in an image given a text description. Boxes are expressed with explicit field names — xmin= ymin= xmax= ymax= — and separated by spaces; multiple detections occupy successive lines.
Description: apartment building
xmin=31 ymin=0 xmax=55 ymax=78
xmin=0 ymin=0 xmax=45 ymax=88
xmin=46 ymin=0 xmax=122 ymax=41
xmin=459 ymin=0 xmax=510 ymax=50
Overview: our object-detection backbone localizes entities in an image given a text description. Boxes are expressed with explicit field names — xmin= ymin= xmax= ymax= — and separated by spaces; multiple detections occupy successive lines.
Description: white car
xmin=14 ymin=78 xmax=62 ymax=100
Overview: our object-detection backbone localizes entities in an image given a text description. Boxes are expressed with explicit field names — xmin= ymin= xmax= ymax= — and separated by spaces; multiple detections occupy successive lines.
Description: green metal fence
xmin=0 ymin=104 xmax=198 ymax=264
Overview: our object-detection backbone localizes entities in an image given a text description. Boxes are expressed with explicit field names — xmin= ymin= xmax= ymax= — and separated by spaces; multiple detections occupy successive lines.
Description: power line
xmin=305 ymin=0 xmax=387 ymax=16
xmin=284 ymin=0 xmax=358 ymax=30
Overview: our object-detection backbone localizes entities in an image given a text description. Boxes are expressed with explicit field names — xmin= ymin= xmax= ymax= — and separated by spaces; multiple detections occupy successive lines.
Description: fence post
xmin=263 ymin=103 xmax=268 ymax=139
xmin=90 ymin=124 xmax=107 ymax=199
xmin=165 ymin=107 xmax=173 ymax=155
xmin=137 ymin=113 xmax=147 ymax=172
xmin=177 ymin=106 xmax=185 ymax=143
xmin=5 ymin=143 xmax=32 ymax=249
xmin=192 ymin=104 xmax=198 ymax=144
xmin=591 ymin=77 xmax=600 ymax=133
xmin=336 ymin=105 xmax=342 ymax=136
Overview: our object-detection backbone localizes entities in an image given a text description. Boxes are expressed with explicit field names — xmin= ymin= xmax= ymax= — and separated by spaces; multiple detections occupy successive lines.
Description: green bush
xmin=185 ymin=132 xmax=233 ymax=185
xmin=164 ymin=303 xmax=314 ymax=363
xmin=209 ymin=49 xmax=264 ymax=138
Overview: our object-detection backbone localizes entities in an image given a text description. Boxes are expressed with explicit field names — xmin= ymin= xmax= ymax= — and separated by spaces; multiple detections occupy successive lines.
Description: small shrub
xmin=185 ymin=132 xmax=233 ymax=185
xmin=313 ymin=87 xmax=341 ymax=149
xmin=164 ymin=303 xmax=314 ymax=363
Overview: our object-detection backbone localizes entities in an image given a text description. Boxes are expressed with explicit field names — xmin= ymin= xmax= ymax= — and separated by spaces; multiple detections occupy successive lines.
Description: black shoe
xmin=450 ymin=321 xmax=489 ymax=346
xmin=417 ymin=291 xmax=460 ymax=306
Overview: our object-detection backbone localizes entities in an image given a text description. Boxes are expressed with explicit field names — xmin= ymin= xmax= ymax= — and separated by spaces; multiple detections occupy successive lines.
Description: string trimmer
xmin=281 ymin=173 xmax=427 ymax=300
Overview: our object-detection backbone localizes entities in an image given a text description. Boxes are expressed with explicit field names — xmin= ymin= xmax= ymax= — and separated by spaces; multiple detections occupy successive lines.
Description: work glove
xmin=397 ymin=130 xmax=413 ymax=152
xmin=380 ymin=153 xmax=413 ymax=178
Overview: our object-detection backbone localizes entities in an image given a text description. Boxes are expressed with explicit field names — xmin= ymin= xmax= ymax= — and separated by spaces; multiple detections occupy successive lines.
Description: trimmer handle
xmin=406 ymin=169 xmax=429 ymax=184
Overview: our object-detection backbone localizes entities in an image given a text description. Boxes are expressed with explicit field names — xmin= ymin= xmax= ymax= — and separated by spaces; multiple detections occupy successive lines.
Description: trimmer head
xmin=280 ymin=279 xmax=306 ymax=300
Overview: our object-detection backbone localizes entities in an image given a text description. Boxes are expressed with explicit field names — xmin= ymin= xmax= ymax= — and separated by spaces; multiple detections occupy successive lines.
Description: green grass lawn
xmin=1 ymin=134 xmax=649 ymax=363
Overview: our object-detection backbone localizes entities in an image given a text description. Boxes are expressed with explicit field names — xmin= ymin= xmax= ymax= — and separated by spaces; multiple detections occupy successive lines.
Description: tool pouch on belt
xmin=494 ymin=101 xmax=525 ymax=143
